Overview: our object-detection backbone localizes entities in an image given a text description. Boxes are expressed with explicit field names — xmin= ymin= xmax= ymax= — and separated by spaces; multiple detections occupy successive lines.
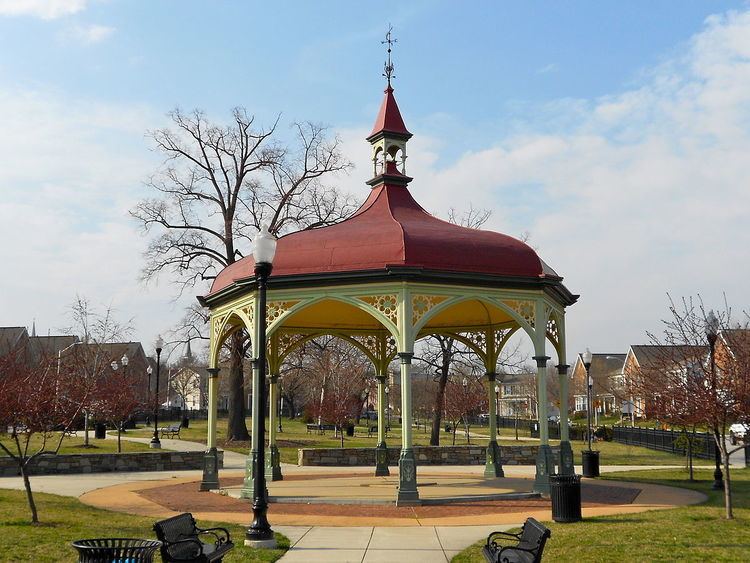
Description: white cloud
xmin=536 ymin=63 xmax=558 ymax=74
xmin=68 ymin=23 xmax=115 ymax=44
xmin=0 ymin=0 xmax=86 ymax=19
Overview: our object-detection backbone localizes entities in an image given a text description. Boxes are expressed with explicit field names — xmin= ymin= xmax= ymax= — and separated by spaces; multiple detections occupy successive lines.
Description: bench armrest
xmin=197 ymin=525 xmax=232 ymax=545
xmin=497 ymin=545 xmax=539 ymax=559
xmin=486 ymin=530 xmax=522 ymax=548
xmin=164 ymin=537 xmax=204 ymax=561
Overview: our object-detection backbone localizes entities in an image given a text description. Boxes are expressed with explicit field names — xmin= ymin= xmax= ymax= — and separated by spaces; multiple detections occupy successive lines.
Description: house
xmin=570 ymin=353 xmax=627 ymax=418
xmin=167 ymin=366 xmax=209 ymax=410
xmin=496 ymin=372 xmax=538 ymax=418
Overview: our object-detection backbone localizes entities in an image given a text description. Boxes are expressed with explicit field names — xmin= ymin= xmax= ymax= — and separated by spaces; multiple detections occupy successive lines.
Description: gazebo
xmin=198 ymin=79 xmax=578 ymax=503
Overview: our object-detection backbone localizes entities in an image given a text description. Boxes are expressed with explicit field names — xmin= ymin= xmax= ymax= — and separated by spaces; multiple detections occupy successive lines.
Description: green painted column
xmin=396 ymin=352 xmax=419 ymax=504
xmin=533 ymin=355 xmax=554 ymax=494
xmin=241 ymin=358 xmax=261 ymax=498
xmin=266 ymin=375 xmax=283 ymax=481
xmin=484 ymin=372 xmax=504 ymax=478
xmin=557 ymin=363 xmax=575 ymax=475
xmin=375 ymin=374 xmax=390 ymax=476
xmin=200 ymin=367 xmax=220 ymax=491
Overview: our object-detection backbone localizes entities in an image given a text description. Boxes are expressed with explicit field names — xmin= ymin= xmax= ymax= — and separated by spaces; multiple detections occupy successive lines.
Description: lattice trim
xmin=266 ymin=300 xmax=300 ymax=326
xmin=277 ymin=331 xmax=309 ymax=359
xmin=456 ymin=330 xmax=487 ymax=352
xmin=357 ymin=294 xmax=399 ymax=325
xmin=494 ymin=328 xmax=513 ymax=346
xmin=350 ymin=334 xmax=381 ymax=360
xmin=503 ymin=299 xmax=536 ymax=328
xmin=240 ymin=303 xmax=254 ymax=327
xmin=411 ymin=294 xmax=448 ymax=325
xmin=546 ymin=316 xmax=559 ymax=346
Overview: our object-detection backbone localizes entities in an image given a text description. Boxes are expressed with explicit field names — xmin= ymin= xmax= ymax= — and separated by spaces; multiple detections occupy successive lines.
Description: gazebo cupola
xmin=367 ymin=83 xmax=412 ymax=178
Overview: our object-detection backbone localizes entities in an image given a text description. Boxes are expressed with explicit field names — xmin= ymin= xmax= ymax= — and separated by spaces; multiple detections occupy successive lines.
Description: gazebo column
xmin=557 ymin=363 xmax=575 ymax=475
xmin=266 ymin=375 xmax=283 ymax=481
xmin=397 ymin=352 xmax=419 ymax=504
xmin=200 ymin=367 xmax=221 ymax=491
xmin=375 ymin=374 xmax=390 ymax=476
xmin=484 ymin=372 xmax=504 ymax=478
xmin=241 ymin=357 xmax=261 ymax=499
xmin=532 ymin=354 xmax=554 ymax=494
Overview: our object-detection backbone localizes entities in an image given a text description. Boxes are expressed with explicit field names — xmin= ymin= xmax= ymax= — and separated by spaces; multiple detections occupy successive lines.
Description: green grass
xmin=0 ymin=488 xmax=288 ymax=562
xmin=1 ymin=432 xmax=157 ymax=456
xmin=126 ymin=416 xmax=702 ymax=467
xmin=452 ymin=467 xmax=750 ymax=562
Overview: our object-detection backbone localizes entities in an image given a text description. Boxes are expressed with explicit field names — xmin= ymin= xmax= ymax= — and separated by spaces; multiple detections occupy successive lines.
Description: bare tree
xmin=131 ymin=109 xmax=354 ymax=440
xmin=629 ymin=295 xmax=750 ymax=519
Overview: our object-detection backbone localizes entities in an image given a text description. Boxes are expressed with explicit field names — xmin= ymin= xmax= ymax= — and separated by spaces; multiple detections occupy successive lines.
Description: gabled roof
xmin=629 ymin=344 xmax=706 ymax=371
xmin=0 ymin=327 xmax=28 ymax=357
xmin=719 ymin=328 xmax=750 ymax=356
xmin=28 ymin=335 xmax=79 ymax=362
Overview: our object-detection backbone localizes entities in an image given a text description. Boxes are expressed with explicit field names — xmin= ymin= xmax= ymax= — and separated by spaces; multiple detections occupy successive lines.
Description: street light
xmin=582 ymin=348 xmax=593 ymax=451
xmin=706 ymin=310 xmax=723 ymax=491
xmin=494 ymin=384 xmax=500 ymax=435
xmin=146 ymin=365 xmax=153 ymax=425
xmin=385 ymin=386 xmax=390 ymax=432
xmin=245 ymin=224 xmax=276 ymax=548
xmin=150 ymin=336 xmax=163 ymax=449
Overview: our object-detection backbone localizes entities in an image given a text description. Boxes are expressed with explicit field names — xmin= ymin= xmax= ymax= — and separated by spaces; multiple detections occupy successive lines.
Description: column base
xmin=484 ymin=440 xmax=504 ymax=478
xmin=244 ymin=538 xmax=277 ymax=549
xmin=558 ymin=440 xmax=575 ymax=475
xmin=199 ymin=447 xmax=220 ymax=491
xmin=375 ymin=441 xmax=390 ymax=476
xmin=265 ymin=445 xmax=283 ymax=481
xmin=396 ymin=448 xmax=420 ymax=505
xmin=240 ymin=452 xmax=256 ymax=499
xmin=533 ymin=444 xmax=556 ymax=495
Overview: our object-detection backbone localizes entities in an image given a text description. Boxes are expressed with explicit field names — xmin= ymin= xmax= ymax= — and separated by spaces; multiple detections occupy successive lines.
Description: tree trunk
xmin=226 ymin=332 xmax=250 ymax=441
xmin=287 ymin=396 xmax=296 ymax=420
xmin=723 ymin=452 xmax=733 ymax=519
xmin=452 ymin=425 xmax=457 ymax=445
xmin=117 ymin=426 xmax=122 ymax=453
xmin=465 ymin=419 xmax=471 ymax=444
xmin=430 ymin=358 xmax=450 ymax=446
xmin=19 ymin=462 xmax=39 ymax=524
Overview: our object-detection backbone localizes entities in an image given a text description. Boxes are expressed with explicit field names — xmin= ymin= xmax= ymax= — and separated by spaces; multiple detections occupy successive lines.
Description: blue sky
xmin=1 ymin=0 xmax=750 ymax=362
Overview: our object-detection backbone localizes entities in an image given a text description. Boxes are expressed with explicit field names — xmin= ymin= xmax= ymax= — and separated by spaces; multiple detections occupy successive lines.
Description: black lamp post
xmin=245 ymin=224 xmax=277 ymax=548
xmin=150 ymin=336 xmax=163 ymax=449
xmin=583 ymin=348 xmax=593 ymax=451
xmin=494 ymin=384 xmax=500 ymax=435
xmin=706 ymin=310 xmax=723 ymax=491
xmin=385 ymin=385 xmax=390 ymax=432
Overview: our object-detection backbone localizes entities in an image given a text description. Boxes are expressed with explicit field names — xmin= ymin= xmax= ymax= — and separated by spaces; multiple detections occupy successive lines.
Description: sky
xmin=1 ymin=0 xmax=749 ymax=363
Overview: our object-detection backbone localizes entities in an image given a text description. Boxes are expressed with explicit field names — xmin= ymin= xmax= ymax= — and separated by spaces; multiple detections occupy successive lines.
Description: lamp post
xmin=146 ymin=365 xmax=153 ymax=425
xmin=245 ymin=224 xmax=276 ymax=548
xmin=150 ymin=336 xmax=163 ymax=449
xmin=385 ymin=386 xmax=390 ymax=432
xmin=581 ymin=348 xmax=600 ymax=477
xmin=494 ymin=384 xmax=500 ymax=435
xmin=706 ymin=310 xmax=723 ymax=491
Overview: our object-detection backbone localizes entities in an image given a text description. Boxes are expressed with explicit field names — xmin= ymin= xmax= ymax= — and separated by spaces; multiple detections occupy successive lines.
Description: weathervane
xmin=382 ymin=24 xmax=397 ymax=86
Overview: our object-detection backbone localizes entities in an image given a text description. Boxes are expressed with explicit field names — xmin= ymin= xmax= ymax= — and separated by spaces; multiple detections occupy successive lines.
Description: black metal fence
xmin=613 ymin=426 xmax=716 ymax=460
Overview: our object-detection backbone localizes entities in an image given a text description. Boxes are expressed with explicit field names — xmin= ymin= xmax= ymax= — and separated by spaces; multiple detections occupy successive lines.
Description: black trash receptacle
xmin=346 ymin=423 xmax=355 ymax=437
xmin=94 ymin=423 xmax=106 ymax=440
xmin=582 ymin=450 xmax=600 ymax=477
xmin=181 ymin=417 xmax=190 ymax=428
xmin=549 ymin=473 xmax=582 ymax=523
xmin=72 ymin=538 xmax=161 ymax=562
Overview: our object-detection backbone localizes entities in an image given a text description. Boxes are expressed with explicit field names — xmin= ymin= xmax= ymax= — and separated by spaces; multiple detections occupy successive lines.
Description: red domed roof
xmin=209 ymin=165 xmax=555 ymax=296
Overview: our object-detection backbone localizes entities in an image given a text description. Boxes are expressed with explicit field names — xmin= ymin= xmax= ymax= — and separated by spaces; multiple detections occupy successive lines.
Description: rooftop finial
xmin=382 ymin=24 xmax=397 ymax=87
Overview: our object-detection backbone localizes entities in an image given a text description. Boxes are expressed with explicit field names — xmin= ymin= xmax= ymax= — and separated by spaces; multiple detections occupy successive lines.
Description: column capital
xmin=556 ymin=364 xmax=570 ymax=375
xmin=269 ymin=374 xmax=279 ymax=383
xmin=532 ymin=355 xmax=550 ymax=368
xmin=375 ymin=375 xmax=387 ymax=384
xmin=485 ymin=372 xmax=497 ymax=382
xmin=398 ymin=352 xmax=414 ymax=364
xmin=207 ymin=368 xmax=220 ymax=378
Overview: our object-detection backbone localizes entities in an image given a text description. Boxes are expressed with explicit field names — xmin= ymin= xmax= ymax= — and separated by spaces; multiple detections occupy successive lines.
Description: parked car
xmin=729 ymin=423 xmax=749 ymax=445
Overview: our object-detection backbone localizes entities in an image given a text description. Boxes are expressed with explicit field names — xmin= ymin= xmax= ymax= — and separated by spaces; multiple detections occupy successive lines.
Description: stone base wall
xmin=0 ymin=450 xmax=222 ymax=477
xmin=298 ymin=445 xmax=558 ymax=467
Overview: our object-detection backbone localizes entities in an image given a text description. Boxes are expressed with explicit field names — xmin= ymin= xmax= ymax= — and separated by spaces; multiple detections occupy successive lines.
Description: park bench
xmin=306 ymin=423 xmax=336 ymax=434
xmin=482 ymin=517 xmax=551 ymax=563
xmin=153 ymin=512 xmax=234 ymax=562
xmin=159 ymin=424 xmax=182 ymax=439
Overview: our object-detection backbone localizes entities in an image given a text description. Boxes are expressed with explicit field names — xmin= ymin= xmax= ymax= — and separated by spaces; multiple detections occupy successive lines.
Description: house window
xmin=575 ymin=396 xmax=587 ymax=411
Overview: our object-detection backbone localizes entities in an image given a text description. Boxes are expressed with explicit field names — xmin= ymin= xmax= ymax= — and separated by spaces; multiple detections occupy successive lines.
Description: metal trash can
xmin=549 ymin=473 xmax=582 ymax=523
xmin=346 ymin=423 xmax=355 ymax=437
xmin=181 ymin=417 xmax=190 ymax=428
xmin=94 ymin=423 xmax=106 ymax=440
xmin=582 ymin=450 xmax=600 ymax=477
xmin=72 ymin=538 xmax=161 ymax=562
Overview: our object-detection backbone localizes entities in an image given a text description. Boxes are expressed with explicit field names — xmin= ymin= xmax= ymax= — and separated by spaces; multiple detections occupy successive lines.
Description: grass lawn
xmin=452 ymin=467 xmax=750 ymax=562
xmin=0 ymin=488 xmax=288 ymax=562
xmin=127 ymin=417 xmax=701 ymax=467
xmin=1 ymin=432 xmax=157 ymax=456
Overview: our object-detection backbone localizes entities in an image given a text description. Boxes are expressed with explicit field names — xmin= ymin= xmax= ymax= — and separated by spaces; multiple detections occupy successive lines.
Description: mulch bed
xmin=137 ymin=477 xmax=641 ymax=519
